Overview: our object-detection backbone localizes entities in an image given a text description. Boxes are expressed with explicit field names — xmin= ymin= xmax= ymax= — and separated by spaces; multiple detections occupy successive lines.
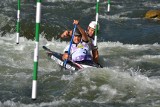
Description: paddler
xmin=61 ymin=20 xmax=100 ymax=65
xmin=62 ymin=20 xmax=95 ymax=65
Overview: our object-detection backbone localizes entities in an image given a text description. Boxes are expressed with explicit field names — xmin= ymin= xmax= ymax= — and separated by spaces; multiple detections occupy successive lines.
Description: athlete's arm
xmin=73 ymin=20 xmax=88 ymax=42
xmin=60 ymin=30 xmax=72 ymax=38
xmin=92 ymin=49 xmax=99 ymax=63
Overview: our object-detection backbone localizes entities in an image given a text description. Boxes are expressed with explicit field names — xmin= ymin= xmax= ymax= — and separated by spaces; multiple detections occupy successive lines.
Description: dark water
xmin=0 ymin=0 xmax=160 ymax=107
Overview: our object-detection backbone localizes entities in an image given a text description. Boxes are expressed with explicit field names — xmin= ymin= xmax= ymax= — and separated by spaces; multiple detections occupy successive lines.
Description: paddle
xmin=63 ymin=24 xmax=77 ymax=67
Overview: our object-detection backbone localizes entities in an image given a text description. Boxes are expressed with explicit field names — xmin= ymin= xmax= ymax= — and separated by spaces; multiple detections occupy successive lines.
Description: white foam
xmin=143 ymin=1 xmax=160 ymax=8
xmin=45 ymin=0 xmax=93 ymax=3
xmin=0 ymin=100 xmax=66 ymax=107
xmin=98 ymin=41 xmax=160 ymax=50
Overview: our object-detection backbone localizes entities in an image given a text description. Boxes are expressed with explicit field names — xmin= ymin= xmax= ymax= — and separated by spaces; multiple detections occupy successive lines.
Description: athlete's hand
xmin=60 ymin=30 xmax=71 ymax=38
xmin=62 ymin=53 xmax=69 ymax=60
xmin=73 ymin=20 xmax=79 ymax=25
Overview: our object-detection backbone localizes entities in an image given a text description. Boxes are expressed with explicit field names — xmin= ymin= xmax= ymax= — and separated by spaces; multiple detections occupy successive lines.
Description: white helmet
xmin=89 ymin=21 xmax=100 ymax=30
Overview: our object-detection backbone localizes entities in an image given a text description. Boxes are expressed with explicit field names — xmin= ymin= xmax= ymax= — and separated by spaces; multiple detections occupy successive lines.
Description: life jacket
xmin=64 ymin=41 xmax=92 ymax=62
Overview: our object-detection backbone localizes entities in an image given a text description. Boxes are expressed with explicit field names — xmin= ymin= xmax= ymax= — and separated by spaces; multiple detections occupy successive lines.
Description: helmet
xmin=89 ymin=21 xmax=100 ymax=30
xmin=73 ymin=28 xmax=81 ymax=37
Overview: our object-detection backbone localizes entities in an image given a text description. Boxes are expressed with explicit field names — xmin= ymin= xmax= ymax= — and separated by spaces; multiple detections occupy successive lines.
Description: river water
xmin=0 ymin=0 xmax=160 ymax=107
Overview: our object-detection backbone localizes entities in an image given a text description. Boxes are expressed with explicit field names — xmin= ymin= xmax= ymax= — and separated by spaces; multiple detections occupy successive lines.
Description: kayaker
xmin=61 ymin=20 xmax=100 ymax=64
xmin=62 ymin=20 xmax=93 ymax=65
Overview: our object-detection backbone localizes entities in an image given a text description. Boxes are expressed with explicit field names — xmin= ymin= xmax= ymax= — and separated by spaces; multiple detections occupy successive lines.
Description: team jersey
xmin=63 ymin=41 xmax=92 ymax=62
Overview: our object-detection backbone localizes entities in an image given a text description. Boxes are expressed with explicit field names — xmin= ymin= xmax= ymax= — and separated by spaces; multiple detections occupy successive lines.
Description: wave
xmin=0 ymin=66 xmax=160 ymax=106
xmin=0 ymin=34 xmax=160 ymax=73
xmin=0 ymin=33 xmax=160 ymax=106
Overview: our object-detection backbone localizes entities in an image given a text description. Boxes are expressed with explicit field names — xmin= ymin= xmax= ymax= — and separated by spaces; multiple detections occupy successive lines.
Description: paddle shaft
xmin=63 ymin=24 xmax=77 ymax=67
